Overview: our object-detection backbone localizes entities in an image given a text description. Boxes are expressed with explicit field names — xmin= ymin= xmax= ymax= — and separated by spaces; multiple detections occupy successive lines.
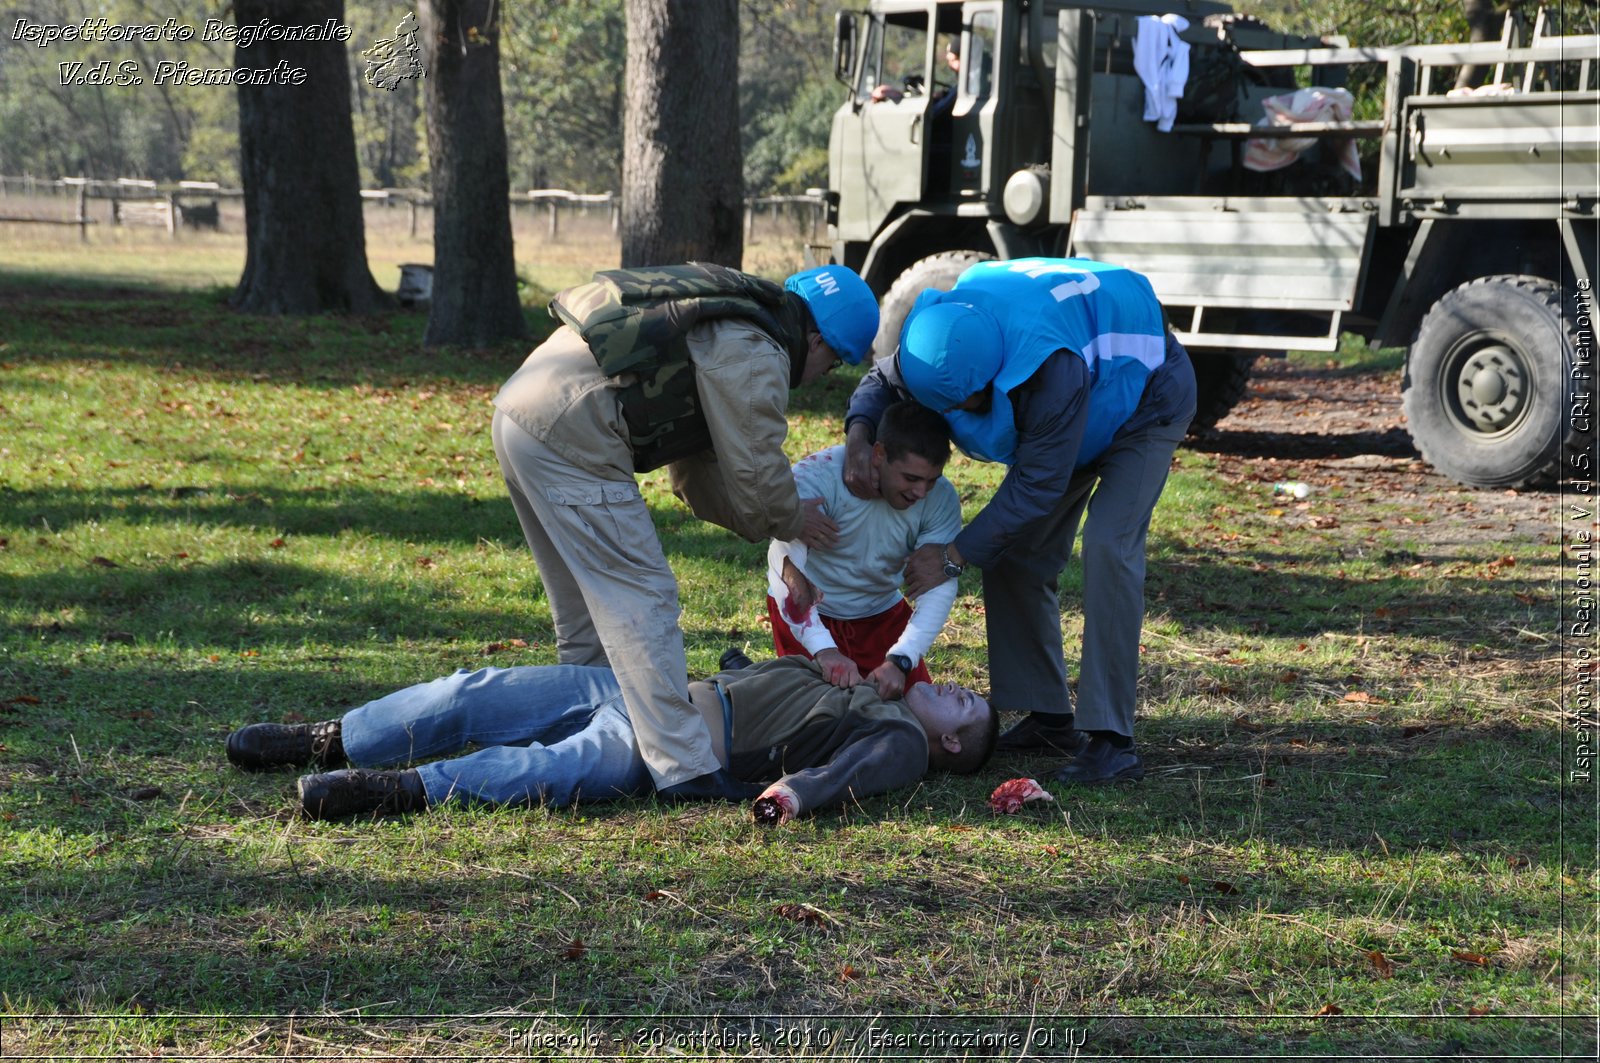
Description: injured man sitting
xmin=226 ymin=655 xmax=998 ymax=823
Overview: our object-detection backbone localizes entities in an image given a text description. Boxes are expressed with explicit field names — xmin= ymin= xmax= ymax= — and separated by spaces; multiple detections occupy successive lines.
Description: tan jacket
xmin=494 ymin=320 xmax=805 ymax=543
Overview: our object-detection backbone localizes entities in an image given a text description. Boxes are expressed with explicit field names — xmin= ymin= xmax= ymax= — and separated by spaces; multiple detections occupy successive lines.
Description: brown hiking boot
xmin=297 ymin=769 xmax=426 ymax=820
xmin=226 ymin=720 xmax=345 ymax=772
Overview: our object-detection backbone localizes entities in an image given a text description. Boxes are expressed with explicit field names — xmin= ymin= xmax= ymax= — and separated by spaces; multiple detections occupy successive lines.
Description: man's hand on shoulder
xmin=842 ymin=423 xmax=879 ymax=501
xmin=815 ymin=648 xmax=863 ymax=689
xmin=798 ymin=497 xmax=840 ymax=550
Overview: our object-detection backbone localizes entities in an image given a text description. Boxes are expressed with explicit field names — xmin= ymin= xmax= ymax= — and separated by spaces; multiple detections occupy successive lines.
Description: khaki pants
xmin=491 ymin=411 xmax=720 ymax=788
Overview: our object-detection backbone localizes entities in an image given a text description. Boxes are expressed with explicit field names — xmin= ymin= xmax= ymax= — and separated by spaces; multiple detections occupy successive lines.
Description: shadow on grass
xmin=1 ymin=272 xmax=552 ymax=389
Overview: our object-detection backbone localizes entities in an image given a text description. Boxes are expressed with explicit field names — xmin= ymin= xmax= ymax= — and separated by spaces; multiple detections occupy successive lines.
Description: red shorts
xmin=765 ymin=595 xmax=933 ymax=688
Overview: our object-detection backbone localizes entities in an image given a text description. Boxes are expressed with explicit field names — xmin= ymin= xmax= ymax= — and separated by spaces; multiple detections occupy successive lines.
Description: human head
xmin=905 ymin=681 xmax=999 ymax=775
xmin=871 ymin=401 xmax=950 ymax=510
xmin=785 ymin=266 xmax=879 ymax=367
xmin=945 ymin=39 xmax=961 ymax=71
xmin=899 ymin=297 xmax=1003 ymax=412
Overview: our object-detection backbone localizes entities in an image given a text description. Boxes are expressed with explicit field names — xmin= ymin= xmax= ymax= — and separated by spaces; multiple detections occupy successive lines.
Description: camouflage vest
xmin=550 ymin=263 xmax=797 ymax=472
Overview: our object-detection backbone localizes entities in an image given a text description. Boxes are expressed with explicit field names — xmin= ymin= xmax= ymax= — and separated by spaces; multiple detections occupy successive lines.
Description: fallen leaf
xmin=1467 ymin=1005 xmax=1491 ymax=1017
xmin=1316 ymin=1003 xmax=1344 ymax=1017
xmin=1451 ymin=950 xmax=1491 ymax=967
xmin=644 ymin=890 xmax=668 ymax=902
xmin=1367 ymin=950 xmax=1395 ymax=979
xmin=562 ymin=937 xmax=586 ymax=961
xmin=839 ymin=964 xmax=862 ymax=981
xmin=1342 ymin=691 xmax=1378 ymax=704
xmin=1042 ymin=845 xmax=1060 ymax=857
xmin=773 ymin=903 xmax=832 ymax=931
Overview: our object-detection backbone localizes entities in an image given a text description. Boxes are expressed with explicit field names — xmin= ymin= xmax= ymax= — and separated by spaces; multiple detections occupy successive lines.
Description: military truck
xmin=824 ymin=0 xmax=1596 ymax=487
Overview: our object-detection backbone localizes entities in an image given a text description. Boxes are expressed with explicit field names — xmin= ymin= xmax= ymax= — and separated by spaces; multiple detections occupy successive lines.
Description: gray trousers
xmin=984 ymin=414 xmax=1191 ymax=739
xmin=491 ymin=411 xmax=721 ymax=788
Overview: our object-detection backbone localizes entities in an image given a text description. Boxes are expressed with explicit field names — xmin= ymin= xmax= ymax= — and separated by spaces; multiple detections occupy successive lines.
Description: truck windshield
xmin=856 ymin=11 xmax=933 ymax=104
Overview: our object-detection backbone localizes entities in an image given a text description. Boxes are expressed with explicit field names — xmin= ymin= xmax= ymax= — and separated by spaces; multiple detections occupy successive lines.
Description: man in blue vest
xmin=842 ymin=258 xmax=1196 ymax=784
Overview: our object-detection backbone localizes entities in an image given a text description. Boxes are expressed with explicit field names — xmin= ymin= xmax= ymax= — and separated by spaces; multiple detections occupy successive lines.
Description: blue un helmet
xmin=898 ymin=293 xmax=1004 ymax=412
xmin=784 ymin=266 xmax=879 ymax=365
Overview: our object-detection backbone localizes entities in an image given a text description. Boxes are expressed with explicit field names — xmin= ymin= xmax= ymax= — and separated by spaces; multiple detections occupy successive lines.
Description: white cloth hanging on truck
xmin=1133 ymin=14 xmax=1190 ymax=133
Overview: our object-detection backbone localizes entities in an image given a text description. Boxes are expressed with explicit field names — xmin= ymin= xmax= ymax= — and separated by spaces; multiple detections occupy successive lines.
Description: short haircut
xmin=877 ymin=400 xmax=951 ymax=468
xmin=927 ymin=700 xmax=1000 ymax=775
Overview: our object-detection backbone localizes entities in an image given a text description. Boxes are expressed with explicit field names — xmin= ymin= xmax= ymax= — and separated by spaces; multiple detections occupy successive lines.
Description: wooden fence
xmin=0 ymin=177 xmax=827 ymax=245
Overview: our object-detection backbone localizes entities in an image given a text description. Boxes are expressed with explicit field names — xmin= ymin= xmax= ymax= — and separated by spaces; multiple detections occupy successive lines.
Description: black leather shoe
xmin=1051 ymin=737 xmax=1144 ymax=785
xmin=657 ymin=768 xmax=763 ymax=803
xmin=298 ymin=769 xmax=426 ymax=819
xmin=995 ymin=712 xmax=1088 ymax=756
xmin=719 ymin=646 xmax=755 ymax=671
xmin=227 ymin=720 xmax=344 ymax=771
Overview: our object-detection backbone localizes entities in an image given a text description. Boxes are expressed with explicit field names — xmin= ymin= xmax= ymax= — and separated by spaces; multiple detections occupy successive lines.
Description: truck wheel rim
xmin=1446 ymin=339 xmax=1529 ymax=435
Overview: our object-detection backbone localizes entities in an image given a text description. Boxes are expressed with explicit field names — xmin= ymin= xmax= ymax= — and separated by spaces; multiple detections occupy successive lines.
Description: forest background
xmin=0 ymin=0 xmax=1482 ymax=199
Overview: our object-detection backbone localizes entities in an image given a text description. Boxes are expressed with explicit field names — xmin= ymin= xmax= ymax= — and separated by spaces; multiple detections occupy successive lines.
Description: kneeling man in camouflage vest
xmin=491 ymin=263 xmax=879 ymax=802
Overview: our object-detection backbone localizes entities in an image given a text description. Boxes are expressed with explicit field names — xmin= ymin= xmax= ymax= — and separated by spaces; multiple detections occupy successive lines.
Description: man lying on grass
xmin=226 ymin=656 xmax=998 ymax=823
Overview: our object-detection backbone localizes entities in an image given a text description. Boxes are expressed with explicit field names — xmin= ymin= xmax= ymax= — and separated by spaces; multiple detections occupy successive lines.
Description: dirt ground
xmin=1186 ymin=355 xmax=1564 ymax=550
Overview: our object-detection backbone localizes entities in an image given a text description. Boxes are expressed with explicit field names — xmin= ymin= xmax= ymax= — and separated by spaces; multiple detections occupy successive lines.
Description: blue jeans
xmin=340 ymin=665 xmax=654 ymax=808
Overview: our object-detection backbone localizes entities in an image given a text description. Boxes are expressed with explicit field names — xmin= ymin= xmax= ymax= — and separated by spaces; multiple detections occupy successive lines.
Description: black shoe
xmin=298 ymin=769 xmax=426 ymax=820
xmin=657 ymin=768 xmax=763 ymax=804
xmin=1051 ymin=737 xmax=1144 ymax=786
xmin=227 ymin=720 xmax=344 ymax=771
xmin=719 ymin=646 xmax=754 ymax=671
xmin=994 ymin=712 xmax=1088 ymax=756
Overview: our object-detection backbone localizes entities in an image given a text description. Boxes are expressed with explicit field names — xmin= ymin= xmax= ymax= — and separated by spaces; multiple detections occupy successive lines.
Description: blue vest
xmin=936 ymin=258 xmax=1168 ymax=466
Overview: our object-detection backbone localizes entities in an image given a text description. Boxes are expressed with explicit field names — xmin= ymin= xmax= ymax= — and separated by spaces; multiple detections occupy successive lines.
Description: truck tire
xmin=874 ymin=250 xmax=993 ymax=362
xmin=1402 ymin=275 xmax=1584 ymax=488
xmin=1186 ymin=350 xmax=1259 ymax=433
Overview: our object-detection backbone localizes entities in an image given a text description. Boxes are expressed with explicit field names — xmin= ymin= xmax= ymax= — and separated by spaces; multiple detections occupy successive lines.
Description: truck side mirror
xmin=835 ymin=12 xmax=859 ymax=87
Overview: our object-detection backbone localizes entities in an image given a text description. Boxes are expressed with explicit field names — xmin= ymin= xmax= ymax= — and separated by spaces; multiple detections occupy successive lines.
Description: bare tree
xmin=621 ymin=0 xmax=743 ymax=267
xmin=417 ymin=0 xmax=526 ymax=346
xmin=232 ymin=0 xmax=387 ymax=314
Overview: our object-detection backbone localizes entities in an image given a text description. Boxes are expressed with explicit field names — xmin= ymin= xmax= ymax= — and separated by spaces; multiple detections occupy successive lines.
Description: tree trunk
xmin=621 ymin=0 xmax=743 ymax=268
xmin=1455 ymin=0 xmax=1507 ymax=90
xmin=418 ymin=0 xmax=527 ymax=347
xmin=232 ymin=0 xmax=387 ymax=315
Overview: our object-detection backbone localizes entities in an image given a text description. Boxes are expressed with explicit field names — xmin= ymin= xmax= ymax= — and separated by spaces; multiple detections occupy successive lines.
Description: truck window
xmin=959 ymin=10 xmax=997 ymax=106
xmin=857 ymin=12 xmax=932 ymax=103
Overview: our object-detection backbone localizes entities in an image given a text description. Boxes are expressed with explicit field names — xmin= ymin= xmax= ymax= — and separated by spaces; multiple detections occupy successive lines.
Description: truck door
xmin=833 ymin=5 xmax=936 ymax=241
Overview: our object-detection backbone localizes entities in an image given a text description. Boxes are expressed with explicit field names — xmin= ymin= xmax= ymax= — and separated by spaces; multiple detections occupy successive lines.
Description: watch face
xmin=943 ymin=562 xmax=962 ymax=577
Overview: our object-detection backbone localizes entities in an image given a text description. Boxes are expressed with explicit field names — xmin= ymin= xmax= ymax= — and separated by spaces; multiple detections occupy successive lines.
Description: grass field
xmin=0 ymin=230 xmax=1594 ymax=1060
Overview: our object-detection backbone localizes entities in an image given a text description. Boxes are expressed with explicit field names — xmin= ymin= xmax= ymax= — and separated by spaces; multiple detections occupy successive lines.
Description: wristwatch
xmin=886 ymin=653 xmax=913 ymax=676
xmin=941 ymin=544 xmax=965 ymax=579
